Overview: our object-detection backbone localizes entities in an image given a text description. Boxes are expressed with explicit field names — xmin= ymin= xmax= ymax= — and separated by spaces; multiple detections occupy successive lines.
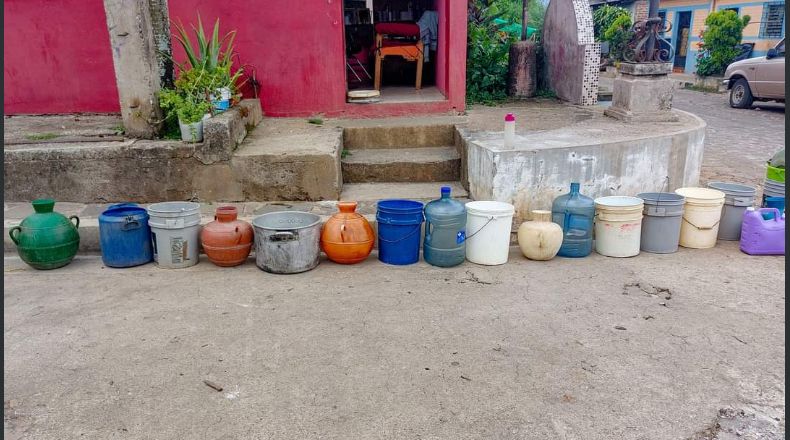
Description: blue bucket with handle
xmin=376 ymin=199 xmax=424 ymax=265
xmin=98 ymin=203 xmax=153 ymax=267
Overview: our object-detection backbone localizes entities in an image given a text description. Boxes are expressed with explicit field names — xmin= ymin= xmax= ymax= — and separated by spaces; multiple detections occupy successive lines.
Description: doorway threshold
xmin=347 ymin=86 xmax=447 ymax=105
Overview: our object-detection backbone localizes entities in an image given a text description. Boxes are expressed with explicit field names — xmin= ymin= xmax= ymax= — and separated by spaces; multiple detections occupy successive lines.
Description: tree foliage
xmin=593 ymin=5 xmax=630 ymax=40
xmin=603 ymin=13 xmax=634 ymax=62
xmin=695 ymin=10 xmax=751 ymax=77
xmin=466 ymin=0 xmax=546 ymax=104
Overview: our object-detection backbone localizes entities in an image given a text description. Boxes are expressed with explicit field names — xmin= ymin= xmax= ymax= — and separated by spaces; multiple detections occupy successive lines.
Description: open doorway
xmin=673 ymin=11 xmax=692 ymax=72
xmin=343 ymin=0 xmax=445 ymax=104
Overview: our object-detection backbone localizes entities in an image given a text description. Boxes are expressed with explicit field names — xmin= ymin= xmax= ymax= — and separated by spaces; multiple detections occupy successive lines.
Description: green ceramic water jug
xmin=9 ymin=199 xmax=80 ymax=270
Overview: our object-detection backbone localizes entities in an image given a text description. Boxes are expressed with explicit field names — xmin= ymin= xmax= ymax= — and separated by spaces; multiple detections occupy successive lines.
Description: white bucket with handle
xmin=674 ymin=187 xmax=726 ymax=249
xmin=464 ymin=201 xmax=515 ymax=265
xmin=147 ymin=202 xmax=202 ymax=268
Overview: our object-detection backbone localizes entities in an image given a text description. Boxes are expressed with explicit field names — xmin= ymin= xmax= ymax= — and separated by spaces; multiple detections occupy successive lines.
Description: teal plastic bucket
xmin=376 ymin=199 xmax=424 ymax=265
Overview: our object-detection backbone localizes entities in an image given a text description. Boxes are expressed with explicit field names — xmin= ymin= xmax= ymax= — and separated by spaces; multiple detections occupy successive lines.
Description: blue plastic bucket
xmin=763 ymin=196 xmax=785 ymax=219
xmin=99 ymin=203 xmax=153 ymax=268
xmin=376 ymin=199 xmax=424 ymax=265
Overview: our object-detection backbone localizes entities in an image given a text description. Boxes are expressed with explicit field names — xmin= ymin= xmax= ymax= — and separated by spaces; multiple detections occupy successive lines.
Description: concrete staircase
xmin=340 ymin=123 xmax=463 ymax=193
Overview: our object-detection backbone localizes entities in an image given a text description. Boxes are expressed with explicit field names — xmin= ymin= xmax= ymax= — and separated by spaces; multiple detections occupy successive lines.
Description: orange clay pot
xmin=321 ymin=201 xmax=375 ymax=264
xmin=200 ymin=206 xmax=253 ymax=267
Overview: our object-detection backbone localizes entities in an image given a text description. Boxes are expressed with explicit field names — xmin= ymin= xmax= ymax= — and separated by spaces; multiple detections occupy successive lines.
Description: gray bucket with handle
xmin=707 ymin=182 xmax=756 ymax=241
xmin=637 ymin=192 xmax=685 ymax=254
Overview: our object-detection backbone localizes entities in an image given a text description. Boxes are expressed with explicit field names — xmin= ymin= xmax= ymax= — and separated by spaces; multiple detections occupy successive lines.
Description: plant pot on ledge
xmin=179 ymin=118 xmax=204 ymax=143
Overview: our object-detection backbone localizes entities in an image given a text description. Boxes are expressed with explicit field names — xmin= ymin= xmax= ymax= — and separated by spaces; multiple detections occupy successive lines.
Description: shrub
xmin=593 ymin=5 xmax=630 ymax=40
xmin=466 ymin=21 xmax=513 ymax=104
xmin=695 ymin=10 xmax=750 ymax=77
xmin=603 ymin=14 xmax=634 ymax=61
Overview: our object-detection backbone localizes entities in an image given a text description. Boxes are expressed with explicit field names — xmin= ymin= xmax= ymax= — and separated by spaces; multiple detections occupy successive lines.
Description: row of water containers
xmin=92 ymin=182 xmax=783 ymax=275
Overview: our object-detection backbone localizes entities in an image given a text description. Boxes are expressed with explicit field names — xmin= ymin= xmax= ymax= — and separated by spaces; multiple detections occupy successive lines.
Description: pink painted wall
xmin=168 ymin=0 xmax=349 ymax=117
xmin=168 ymin=0 xmax=465 ymax=117
xmin=3 ymin=0 xmax=120 ymax=114
xmin=4 ymin=0 xmax=465 ymax=117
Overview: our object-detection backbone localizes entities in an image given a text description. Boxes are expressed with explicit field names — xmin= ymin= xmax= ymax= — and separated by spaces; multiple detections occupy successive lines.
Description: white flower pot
xmin=178 ymin=119 xmax=203 ymax=143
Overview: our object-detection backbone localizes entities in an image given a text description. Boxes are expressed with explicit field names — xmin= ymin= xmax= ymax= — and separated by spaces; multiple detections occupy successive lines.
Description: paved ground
xmin=3 ymin=243 xmax=785 ymax=440
xmin=4 ymin=85 xmax=785 ymax=440
xmin=671 ymin=88 xmax=785 ymax=188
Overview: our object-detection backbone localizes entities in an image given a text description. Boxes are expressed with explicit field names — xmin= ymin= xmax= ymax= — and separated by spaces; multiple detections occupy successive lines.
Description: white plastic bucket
xmin=147 ymin=202 xmax=202 ymax=268
xmin=594 ymin=196 xmax=644 ymax=257
xmin=464 ymin=201 xmax=515 ymax=265
xmin=674 ymin=187 xmax=726 ymax=249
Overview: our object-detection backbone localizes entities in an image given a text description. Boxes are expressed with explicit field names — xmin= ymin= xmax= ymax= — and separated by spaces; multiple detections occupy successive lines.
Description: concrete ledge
xmin=196 ymin=99 xmax=263 ymax=164
xmin=462 ymin=109 xmax=706 ymax=224
xmin=618 ymin=62 xmax=673 ymax=76
xmin=4 ymin=114 xmax=342 ymax=203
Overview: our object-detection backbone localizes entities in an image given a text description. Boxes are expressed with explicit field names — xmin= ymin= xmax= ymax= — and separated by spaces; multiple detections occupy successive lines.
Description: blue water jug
xmin=424 ymin=186 xmax=466 ymax=267
xmin=551 ymin=182 xmax=594 ymax=257
xmin=98 ymin=203 xmax=153 ymax=267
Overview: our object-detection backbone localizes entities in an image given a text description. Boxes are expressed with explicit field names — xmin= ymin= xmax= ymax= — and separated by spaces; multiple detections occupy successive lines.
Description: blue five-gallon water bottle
xmin=423 ymin=186 xmax=467 ymax=267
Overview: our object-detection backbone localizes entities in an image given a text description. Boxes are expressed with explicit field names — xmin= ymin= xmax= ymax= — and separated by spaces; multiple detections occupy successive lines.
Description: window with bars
xmin=760 ymin=2 xmax=785 ymax=38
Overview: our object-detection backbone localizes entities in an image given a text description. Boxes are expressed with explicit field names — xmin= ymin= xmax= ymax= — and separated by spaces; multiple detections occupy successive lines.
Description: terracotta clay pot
xmin=321 ymin=201 xmax=375 ymax=264
xmin=517 ymin=209 xmax=563 ymax=261
xmin=200 ymin=206 xmax=253 ymax=267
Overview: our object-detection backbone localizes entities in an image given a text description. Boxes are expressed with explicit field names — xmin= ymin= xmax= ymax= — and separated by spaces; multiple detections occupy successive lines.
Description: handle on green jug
xmin=9 ymin=226 xmax=21 ymax=245
xmin=69 ymin=215 xmax=80 ymax=229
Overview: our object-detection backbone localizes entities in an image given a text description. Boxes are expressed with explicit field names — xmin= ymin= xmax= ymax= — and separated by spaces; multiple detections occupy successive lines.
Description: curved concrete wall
xmin=461 ymin=110 xmax=706 ymax=223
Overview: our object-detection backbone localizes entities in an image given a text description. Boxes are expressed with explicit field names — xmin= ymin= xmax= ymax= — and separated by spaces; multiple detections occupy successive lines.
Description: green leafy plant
xmin=593 ymin=5 xmax=630 ymax=40
xmin=603 ymin=14 xmax=634 ymax=62
xmin=307 ymin=117 xmax=324 ymax=125
xmin=159 ymin=88 xmax=212 ymax=125
xmin=168 ymin=14 xmax=245 ymax=104
xmin=172 ymin=14 xmax=236 ymax=72
xmin=695 ymin=10 xmax=750 ymax=77
xmin=467 ymin=0 xmax=517 ymax=104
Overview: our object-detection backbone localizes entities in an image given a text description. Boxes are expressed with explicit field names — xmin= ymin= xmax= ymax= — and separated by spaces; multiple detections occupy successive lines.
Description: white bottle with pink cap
xmin=503 ymin=113 xmax=516 ymax=149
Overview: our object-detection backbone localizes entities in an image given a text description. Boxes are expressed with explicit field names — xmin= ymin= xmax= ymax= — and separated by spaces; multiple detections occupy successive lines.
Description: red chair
xmin=373 ymin=22 xmax=423 ymax=90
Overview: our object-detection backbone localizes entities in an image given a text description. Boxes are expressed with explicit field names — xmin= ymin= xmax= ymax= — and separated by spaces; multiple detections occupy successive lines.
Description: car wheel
xmin=729 ymin=78 xmax=754 ymax=109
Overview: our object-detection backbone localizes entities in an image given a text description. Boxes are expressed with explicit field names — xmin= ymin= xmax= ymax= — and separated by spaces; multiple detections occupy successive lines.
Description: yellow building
xmin=659 ymin=0 xmax=785 ymax=72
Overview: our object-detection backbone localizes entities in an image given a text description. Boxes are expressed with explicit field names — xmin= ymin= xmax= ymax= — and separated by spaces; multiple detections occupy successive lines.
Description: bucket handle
xmin=69 ymin=215 xmax=80 ymax=229
xmin=378 ymin=224 xmax=422 ymax=244
xmin=9 ymin=226 xmax=21 ymax=245
xmin=270 ymin=231 xmax=298 ymax=242
xmin=462 ymin=216 xmax=495 ymax=242
xmin=121 ymin=216 xmax=141 ymax=231
xmin=682 ymin=215 xmax=720 ymax=230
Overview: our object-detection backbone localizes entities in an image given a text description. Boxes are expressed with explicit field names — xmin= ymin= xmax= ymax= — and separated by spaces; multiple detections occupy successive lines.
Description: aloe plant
xmin=172 ymin=13 xmax=236 ymax=72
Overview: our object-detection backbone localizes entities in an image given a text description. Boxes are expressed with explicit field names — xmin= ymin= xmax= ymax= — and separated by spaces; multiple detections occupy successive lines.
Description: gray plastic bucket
xmin=707 ymin=182 xmax=756 ymax=240
xmin=252 ymin=211 xmax=321 ymax=274
xmin=147 ymin=202 xmax=201 ymax=268
xmin=637 ymin=192 xmax=685 ymax=254
xmin=763 ymin=178 xmax=785 ymax=197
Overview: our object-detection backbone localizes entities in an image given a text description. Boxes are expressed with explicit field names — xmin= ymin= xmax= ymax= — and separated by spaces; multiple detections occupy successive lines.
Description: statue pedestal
xmin=604 ymin=62 xmax=678 ymax=122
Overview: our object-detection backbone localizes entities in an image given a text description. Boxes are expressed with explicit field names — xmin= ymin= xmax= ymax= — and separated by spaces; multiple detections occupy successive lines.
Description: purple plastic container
xmin=740 ymin=208 xmax=785 ymax=255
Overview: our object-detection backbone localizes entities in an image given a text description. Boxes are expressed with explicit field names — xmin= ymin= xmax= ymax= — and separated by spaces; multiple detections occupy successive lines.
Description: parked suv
xmin=723 ymin=39 xmax=785 ymax=108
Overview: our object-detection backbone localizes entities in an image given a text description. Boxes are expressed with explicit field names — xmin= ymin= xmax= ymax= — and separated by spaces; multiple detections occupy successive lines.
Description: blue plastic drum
xmin=98 ymin=203 xmax=153 ymax=267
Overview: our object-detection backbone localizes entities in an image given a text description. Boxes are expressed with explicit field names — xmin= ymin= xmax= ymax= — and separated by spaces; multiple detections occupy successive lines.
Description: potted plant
xmin=171 ymin=15 xmax=244 ymax=113
xmin=159 ymin=88 xmax=212 ymax=142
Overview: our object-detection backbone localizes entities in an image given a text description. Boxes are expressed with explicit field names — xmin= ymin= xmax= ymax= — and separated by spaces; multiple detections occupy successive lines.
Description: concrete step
xmin=341 ymin=181 xmax=467 ymax=201
xmin=341 ymin=147 xmax=461 ymax=183
xmin=341 ymin=121 xmax=458 ymax=149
